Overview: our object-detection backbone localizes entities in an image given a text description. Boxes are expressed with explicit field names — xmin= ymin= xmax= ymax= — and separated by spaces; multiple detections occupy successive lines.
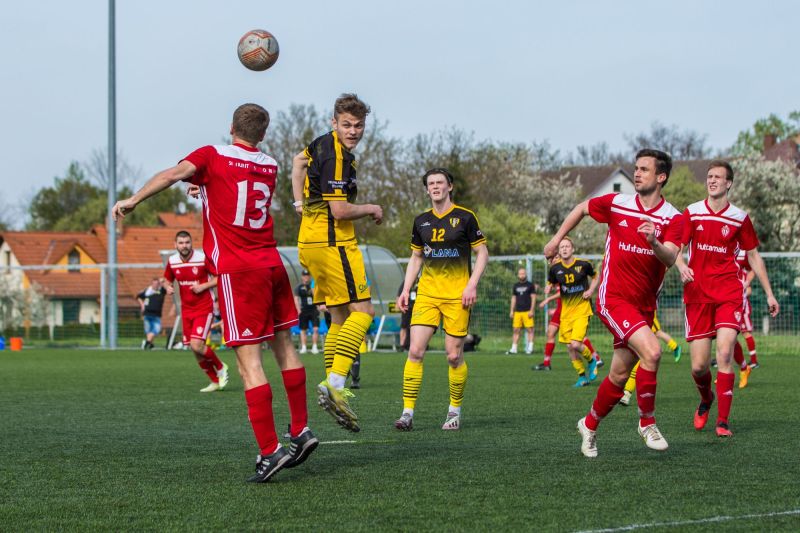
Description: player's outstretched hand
xmin=767 ymin=296 xmax=780 ymax=317
xmin=677 ymin=264 xmax=695 ymax=284
xmin=637 ymin=218 xmax=657 ymax=244
xmin=462 ymin=284 xmax=478 ymax=308
xmin=186 ymin=184 xmax=200 ymax=199
xmin=396 ymin=292 xmax=409 ymax=313
xmin=111 ymin=198 xmax=137 ymax=221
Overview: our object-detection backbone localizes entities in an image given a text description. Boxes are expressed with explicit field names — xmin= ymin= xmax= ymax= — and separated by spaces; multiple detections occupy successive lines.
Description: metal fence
xmin=1 ymin=253 xmax=798 ymax=350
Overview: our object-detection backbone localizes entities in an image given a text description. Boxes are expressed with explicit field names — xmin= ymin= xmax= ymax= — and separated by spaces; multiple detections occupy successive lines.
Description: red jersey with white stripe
xmin=588 ymin=193 xmax=683 ymax=312
xmin=183 ymin=144 xmax=282 ymax=274
xmin=163 ymin=250 xmax=214 ymax=315
xmin=681 ymin=200 xmax=759 ymax=303
xmin=735 ymin=249 xmax=752 ymax=283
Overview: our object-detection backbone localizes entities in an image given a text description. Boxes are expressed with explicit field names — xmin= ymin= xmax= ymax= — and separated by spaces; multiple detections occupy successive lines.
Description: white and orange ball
xmin=237 ymin=29 xmax=280 ymax=71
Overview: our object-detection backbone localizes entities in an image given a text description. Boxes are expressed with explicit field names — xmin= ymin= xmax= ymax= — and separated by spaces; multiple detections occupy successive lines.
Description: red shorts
xmin=685 ymin=301 xmax=742 ymax=341
xmin=218 ymin=266 xmax=298 ymax=347
xmin=740 ymin=297 xmax=752 ymax=332
xmin=597 ymin=301 xmax=654 ymax=348
xmin=549 ymin=300 xmax=562 ymax=327
xmin=182 ymin=311 xmax=213 ymax=344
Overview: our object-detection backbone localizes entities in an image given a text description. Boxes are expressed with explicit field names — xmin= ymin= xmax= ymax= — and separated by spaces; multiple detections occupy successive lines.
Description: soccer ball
xmin=237 ymin=29 xmax=280 ymax=71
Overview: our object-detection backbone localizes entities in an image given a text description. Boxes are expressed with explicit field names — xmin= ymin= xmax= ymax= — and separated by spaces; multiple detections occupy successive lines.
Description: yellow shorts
xmin=299 ymin=244 xmax=371 ymax=307
xmin=559 ymin=314 xmax=590 ymax=344
xmin=411 ymin=294 xmax=470 ymax=337
xmin=512 ymin=311 xmax=534 ymax=329
xmin=651 ymin=314 xmax=661 ymax=333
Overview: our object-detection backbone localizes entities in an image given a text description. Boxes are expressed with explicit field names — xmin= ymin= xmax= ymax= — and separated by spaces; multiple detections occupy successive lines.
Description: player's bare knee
xmin=408 ymin=345 xmax=425 ymax=362
xmin=446 ymin=352 xmax=462 ymax=367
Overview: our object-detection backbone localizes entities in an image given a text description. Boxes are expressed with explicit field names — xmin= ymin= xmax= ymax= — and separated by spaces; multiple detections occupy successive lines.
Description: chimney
xmin=763 ymin=134 xmax=777 ymax=152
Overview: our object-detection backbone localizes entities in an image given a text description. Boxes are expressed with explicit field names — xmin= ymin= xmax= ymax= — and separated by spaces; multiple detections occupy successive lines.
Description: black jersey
xmin=512 ymin=281 xmax=536 ymax=312
xmin=298 ymin=130 xmax=358 ymax=248
xmin=295 ymin=283 xmax=316 ymax=313
xmin=137 ymin=287 xmax=167 ymax=317
xmin=410 ymin=205 xmax=486 ymax=300
xmin=548 ymin=258 xmax=595 ymax=317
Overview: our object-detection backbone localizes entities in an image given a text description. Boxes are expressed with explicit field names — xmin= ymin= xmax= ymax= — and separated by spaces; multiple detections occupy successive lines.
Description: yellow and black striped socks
xmin=323 ymin=323 xmax=340 ymax=377
xmin=331 ymin=312 xmax=372 ymax=380
xmin=448 ymin=362 xmax=468 ymax=408
xmin=402 ymin=359 xmax=423 ymax=411
xmin=581 ymin=346 xmax=593 ymax=362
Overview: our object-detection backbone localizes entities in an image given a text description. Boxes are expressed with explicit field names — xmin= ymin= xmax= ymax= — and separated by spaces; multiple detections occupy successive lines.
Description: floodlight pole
xmin=107 ymin=0 xmax=118 ymax=349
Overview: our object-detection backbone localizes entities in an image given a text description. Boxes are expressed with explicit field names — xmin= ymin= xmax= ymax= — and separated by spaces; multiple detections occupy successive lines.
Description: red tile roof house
xmin=0 ymin=213 xmax=202 ymax=341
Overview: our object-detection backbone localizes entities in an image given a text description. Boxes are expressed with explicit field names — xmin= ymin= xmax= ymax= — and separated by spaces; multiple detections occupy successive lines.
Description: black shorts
xmin=400 ymin=302 xmax=415 ymax=329
xmin=298 ymin=310 xmax=320 ymax=330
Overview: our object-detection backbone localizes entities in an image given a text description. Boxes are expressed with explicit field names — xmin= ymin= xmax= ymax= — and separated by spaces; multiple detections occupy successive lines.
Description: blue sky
xmin=1 ymin=0 xmax=797 ymax=226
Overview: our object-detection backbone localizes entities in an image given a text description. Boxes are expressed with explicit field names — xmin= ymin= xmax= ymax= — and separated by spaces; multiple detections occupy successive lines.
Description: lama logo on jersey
xmin=423 ymin=244 xmax=460 ymax=258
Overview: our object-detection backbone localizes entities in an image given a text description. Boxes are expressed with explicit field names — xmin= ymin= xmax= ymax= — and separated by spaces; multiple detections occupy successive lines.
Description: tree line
xmin=16 ymin=109 xmax=800 ymax=254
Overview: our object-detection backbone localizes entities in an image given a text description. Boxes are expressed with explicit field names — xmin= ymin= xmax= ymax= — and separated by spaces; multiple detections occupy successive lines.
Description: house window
xmin=68 ymin=250 xmax=80 ymax=273
xmin=4 ymin=250 xmax=10 ymax=266
xmin=62 ymin=299 xmax=80 ymax=324
xmin=613 ymin=182 xmax=622 ymax=192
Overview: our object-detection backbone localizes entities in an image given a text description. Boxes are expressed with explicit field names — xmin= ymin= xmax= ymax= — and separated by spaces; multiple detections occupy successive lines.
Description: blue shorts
xmin=143 ymin=316 xmax=162 ymax=336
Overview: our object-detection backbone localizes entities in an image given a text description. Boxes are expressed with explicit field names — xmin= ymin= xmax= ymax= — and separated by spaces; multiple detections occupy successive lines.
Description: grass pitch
xmin=1 ymin=339 xmax=799 ymax=532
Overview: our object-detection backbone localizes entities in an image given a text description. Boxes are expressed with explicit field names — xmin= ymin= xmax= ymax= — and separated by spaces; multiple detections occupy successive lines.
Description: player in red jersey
xmin=112 ymin=103 xmax=317 ymax=483
xmin=734 ymin=250 xmax=759 ymax=387
xmin=163 ymin=230 xmax=229 ymax=393
xmin=675 ymin=160 xmax=779 ymax=437
xmin=545 ymin=149 xmax=683 ymax=458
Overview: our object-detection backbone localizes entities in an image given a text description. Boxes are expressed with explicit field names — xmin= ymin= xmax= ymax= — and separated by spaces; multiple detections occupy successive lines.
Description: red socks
xmin=197 ymin=359 xmax=219 ymax=383
xmin=543 ymin=342 xmax=555 ymax=365
xmin=745 ymin=336 xmax=757 ymax=365
xmin=281 ymin=367 xmax=308 ymax=437
xmin=635 ymin=366 xmax=658 ymax=427
xmin=585 ymin=377 xmax=625 ymax=431
xmin=716 ymin=372 xmax=735 ymax=426
xmin=244 ymin=384 xmax=278 ymax=455
xmin=733 ymin=342 xmax=746 ymax=369
xmin=693 ymin=371 xmax=713 ymax=404
xmin=204 ymin=346 xmax=223 ymax=371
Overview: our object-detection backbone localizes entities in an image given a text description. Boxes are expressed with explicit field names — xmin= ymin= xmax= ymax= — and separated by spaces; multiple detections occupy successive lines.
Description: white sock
xmin=448 ymin=405 xmax=461 ymax=415
xmin=328 ymin=372 xmax=346 ymax=390
xmin=403 ymin=408 xmax=414 ymax=417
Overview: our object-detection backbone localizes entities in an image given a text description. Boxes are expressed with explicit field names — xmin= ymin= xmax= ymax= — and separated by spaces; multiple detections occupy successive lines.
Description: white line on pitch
xmin=574 ymin=508 xmax=800 ymax=533
xmin=320 ymin=440 xmax=358 ymax=445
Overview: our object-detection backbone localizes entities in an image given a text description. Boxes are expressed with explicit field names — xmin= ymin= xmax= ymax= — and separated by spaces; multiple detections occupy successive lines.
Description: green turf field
xmin=2 ymin=340 xmax=799 ymax=531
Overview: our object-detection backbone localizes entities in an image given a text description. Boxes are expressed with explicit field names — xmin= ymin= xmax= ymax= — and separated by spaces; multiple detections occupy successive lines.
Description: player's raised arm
xmin=112 ymin=160 xmax=197 ymax=220
xmin=746 ymin=248 xmax=780 ymax=317
xmin=637 ymin=217 xmax=680 ymax=267
xmin=291 ymin=150 xmax=309 ymax=215
xmin=544 ymin=201 xmax=590 ymax=259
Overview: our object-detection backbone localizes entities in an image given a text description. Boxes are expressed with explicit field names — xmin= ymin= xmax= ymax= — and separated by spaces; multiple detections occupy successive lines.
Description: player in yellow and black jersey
xmin=291 ymin=94 xmax=383 ymax=432
xmin=548 ymin=237 xmax=601 ymax=387
xmin=395 ymin=168 xmax=489 ymax=432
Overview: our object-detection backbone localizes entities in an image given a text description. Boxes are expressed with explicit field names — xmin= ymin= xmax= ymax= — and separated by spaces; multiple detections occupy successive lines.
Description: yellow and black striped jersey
xmin=548 ymin=258 xmax=595 ymax=317
xmin=298 ymin=131 xmax=358 ymax=248
xmin=411 ymin=205 xmax=486 ymax=301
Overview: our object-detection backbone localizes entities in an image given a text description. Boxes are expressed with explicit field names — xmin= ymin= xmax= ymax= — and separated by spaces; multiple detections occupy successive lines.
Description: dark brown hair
xmin=708 ymin=160 xmax=734 ymax=181
xmin=175 ymin=230 xmax=191 ymax=240
xmin=232 ymin=103 xmax=269 ymax=144
xmin=635 ymin=148 xmax=673 ymax=187
xmin=334 ymin=94 xmax=370 ymax=120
